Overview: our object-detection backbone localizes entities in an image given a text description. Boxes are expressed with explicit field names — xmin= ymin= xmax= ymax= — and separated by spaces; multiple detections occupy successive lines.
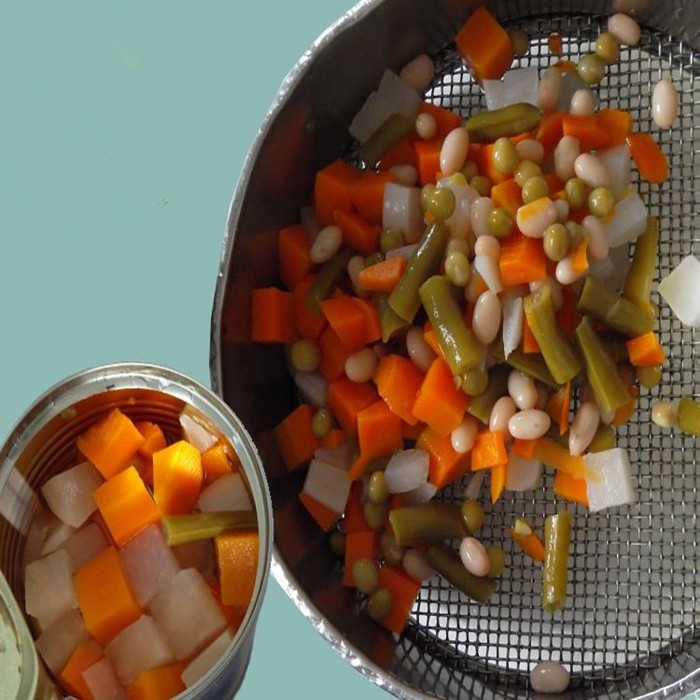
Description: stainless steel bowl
xmin=211 ymin=1 xmax=700 ymax=698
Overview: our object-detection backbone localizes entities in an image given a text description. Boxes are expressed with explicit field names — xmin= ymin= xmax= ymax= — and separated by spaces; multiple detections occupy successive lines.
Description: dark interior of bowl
xmin=211 ymin=1 xmax=700 ymax=698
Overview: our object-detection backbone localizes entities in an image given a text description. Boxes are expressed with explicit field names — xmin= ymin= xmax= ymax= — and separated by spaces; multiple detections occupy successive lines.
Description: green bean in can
xmin=542 ymin=511 xmax=572 ymax=612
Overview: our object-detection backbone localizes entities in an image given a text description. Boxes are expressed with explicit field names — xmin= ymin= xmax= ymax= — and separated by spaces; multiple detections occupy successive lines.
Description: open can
xmin=0 ymin=362 xmax=272 ymax=699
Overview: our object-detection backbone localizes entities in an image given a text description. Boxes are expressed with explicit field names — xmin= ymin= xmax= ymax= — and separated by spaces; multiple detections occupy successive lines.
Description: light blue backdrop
xmin=0 ymin=1 xmax=385 ymax=697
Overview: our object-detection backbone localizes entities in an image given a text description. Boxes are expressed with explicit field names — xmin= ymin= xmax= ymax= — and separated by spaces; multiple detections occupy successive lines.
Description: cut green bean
xmin=419 ymin=275 xmax=483 ymax=375
xmin=389 ymin=503 xmax=464 ymax=547
xmin=388 ymin=222 xmax=449 ymax=323
xmin=425 ymin=545 xmax=496 ymax=603
xmin=678 ymin=397 xmax=700 ymax=437
xmin=523 ymin=286 xmax=581 ymax=385
xmin=306 ymin=246 xmax=354 ymax=313
xmin=588 ymin=424 xmax=616 ymax=452
xmin=542 ymin=511 xmax=571 ymax=612
xmin=622 ymin=217 xmax=659 ymax=313
xmin=359 ymin=113 xmax=415 ymax=168
xmin=467 ymin=364 xmax=511 ymax=423
xmin=162 ymin=511 xmax=257 ymax=547
xmin=490 ymin=342 xmax=558 ymax=389
xmin=374 ymin=293 xmax=409 ymax=343
xmin=574 ymin=317 xmax=631 ymax=414
xmin=465 ymin=103 xmax=542 ymax=143
xmin=577 ymin=277 xmax=654 ymax=338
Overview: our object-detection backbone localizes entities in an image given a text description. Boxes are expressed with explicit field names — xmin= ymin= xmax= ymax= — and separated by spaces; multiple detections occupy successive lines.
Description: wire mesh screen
xmin=387 ymin=14 xmax=700 ymax=697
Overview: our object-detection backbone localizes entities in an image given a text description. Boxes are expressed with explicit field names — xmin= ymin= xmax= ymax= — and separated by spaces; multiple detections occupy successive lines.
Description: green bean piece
xmin=577 ymin=277 xmax=654 ymax=338
xmin=360 ymin=113 xmax=414 ymax=168
xmin=374 ymin=293 xmax=409 ymax=343
xmin=573 ymin=316 xmax=631 ymax=414
xmin=307 ymin=247 xmax=354 ymax=313
xmin=162 ymin=511 xmax=257 ymax=547
xmin=465 ymin=103 xmax=542 ymax=143
xmin=542 ymin=511 xmax=571 ymax=612
xmin=380 ymin=227 xmax=404 ymax=253
xmin=425 ymin=545 xmax=496 ymax=603
xmin=678 ymin=397 xmax=700 ymax=437
xmin=524 ymin=286 xmax=582 ymax=385
xmin=622 ymin=217 xmax=659 ymax=313
xmin=367 ymin=588 xmax=393 ymax=621
xmin=588 ymin=424 xmax=616 ymax=453
xmin=636 ymin=364 xmax=662 ymax=389
xmin=389 ymin=503 xmax=465 ymax=547
xmin=490 ymin=341 xmax=558 ymax=389
xmin=388 ymin=222 xmax=449 ymax=323
xmin=460 ymin=499 xmax=484 ymax=533
xmin=460 ymin=366 xmax=488 ymax=397
xmin=467 ymin=364 xmax=511 ymax=423
xmin=419 ymin=275 xmax=483 ymax=375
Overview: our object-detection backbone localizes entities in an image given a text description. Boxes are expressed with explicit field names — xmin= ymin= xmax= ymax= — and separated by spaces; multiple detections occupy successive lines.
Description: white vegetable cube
xmin=40 ymin=518 xmax=76 ymax=558
xmin=41 ymin=461 xmax=103 ymax=528
xmin=607 ymin=191 xmax=648 ymax=248
xmin=150 ymin=568 xmax=227 ymax=660
xmin=119 ymin=525 xmax=180 ymax=606
xmin=83 ymin=658 xmax=126 ymax=700
xmin=402 ymin=481 xmax=437 ymax=505
xmin=505 ymin=454 xmax=544 ymax=492
xmin=349 ymin=90 xmax=394 ymax=143
xmin=598 ymin=144 xmax=631 ymax=201
xmin=24 ymin=548 xmax=78 ymax=627
xmin=35 ymin=609 xmax=88 ymax=674
xmin=384 ymin=450 xmax=429 ymax=494
xmin=179 ymin=412 xmax=218 ymax=453
xmin=483 ymin=67 xmax=538 ymax=110
xmin=62 ymin=522 xmax=109 ymax=570
xmin=171 ymin=538 xmax=216 ymax=577
xmin=181 ymin=628 xmax=234 ymax=688
xmin=658 ymin=255 xmax=700 ymax=328
xmin=198 ymin=473 xmax=253 ymax=513
xmin=383 ymin=183 xmax=423 ymax=243
xmin=302 ymin=459 xmax=351 ymax=515
xmin=105 ymin=615 xmax=174 ymax=685
xmin=502 ymin=295 xmax=524 ymax=359
xmin=584 ymin=448 xmax=637 ymax=513
xmin=377 ymin=69 xmax=420 ymax=119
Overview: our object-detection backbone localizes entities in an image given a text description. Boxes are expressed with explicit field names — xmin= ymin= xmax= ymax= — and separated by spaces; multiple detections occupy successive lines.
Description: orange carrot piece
xmin=60 ymin=639 xmax=103 ymax=700
xmin=274 ymin=404 xmax=320 ymax=472
xmin=353 ymin=297 xmax=382 ymax=346
xmin=418 ymin=102 xmax=462 ymax=139
xmin=414 ymin=139 xmax=443 ymax=185
xmin=342 ymin=530 xmax=380 ymax=587
xmin=535 ymin=438 xmax=588 ymax=480
xmin=300 ymin=492 xmax=338 ymax=532
xmin=334 ymin=210 xmax=382 ymax=256
xmin=561 ymin=114 xmax=609 ymax=152
xmin=402 ymin=420 xmax=426 ymax=441
xmin=126 ymin=663 xmax=186 ymax=700
xmin=555 ymin=284 xmax=581 ymax=339
xmin=471 ymin=430 xmax=508 ymax=471
xmin=510 ymin=521 xmax=546 ymax=562
xmin=491 ymin=462 xmax=506 ymax=504
xmin=251 ymin=287 xmax=295 ymax=344
xmin=548 ymin=33 xmax=563 ymax=56
xmin=499 ymin=231 xmax=548 ymax=287
xmin=554 ymin=470 xmax=589 ymax=507
xmin=522 ymin=317 xmax=541 ymax=354
xmin=152 ymin=440 xmax=202 ymax=516
xmin=376 ymin=565 xmax=422 ymax=633
xmin=74 ymin=547 xmax=142 ymax=645
xmin=628 ymin=133 xmax=669 ymax=184
xmin=93 ymin=466 xmax=160 ymax=546
xmin=378 ymin=137 xmax=417 ymax=171
xmin=613 ymin=386 xmax=638 ymax=427
xmin=293 ymin=276 xmax=327 ymax=342
xmin=422 ymin=326 xmax=443 ymax=358
xmin=215 ymin=530 xmax=259 ymax=608
xmin=535 ymin=112 xmax=563 ymax=158
xmin=77 ymin=408 xmax=145 ymax=480
xmin=348 ymin=400 xmax=403 ymax=480
xmin=314 ymin=159 xmax=361 ymax=226
xmin=597 ymin=109 xmax=632 ymax=147
xmin=412 ymin=358 xmax=468 ymax=436
xmin=545 ymin=381 xmax=571 ymax=436
xmin=627 ymin=332 xmax=665 ymax=367
xmin=475 ymin=142 xmax=510 ymax=185
xmin=350 ymin=171 xmax=395 ymax=225
xmin=543 ymin=172 xmax=565 ymax=194
xmin=490 ymin=178 xmax=523 ymax=217
xmin=321 ymin=296 xmax=370 ymax=353
xmin=358 ymin=257 xmax=407 ymax=293
xmin=553 ymin=60 xmax=577 ymax=74
xmin=416 ymin=426 xmax=470 ymax=489
xmin=134 ymin=421 xmax=166 ymax=459
xmin=201 ymin=443 xmax=234 ymax=484
xmin=204 ymin=576 xmax=245 ymax=632
xmin=343 ymin=482 xmax=369 ymax=534
xmin=327 ymin=378 xmax=379 ymax=436
xmin=278 ymin=224 xmax=315 ymax=290
xmin=318 ymin=326 xmax=352 ymax=382
xmin=512 ymin=438 xmax=540 ymax=459
xmin=455 ymin=6 xmax=513 ymax=82
xmin=572 ymin=238 xmax=589 ymax=274
xmin=322 ymin=429 xmax=347 ymax=449
xmin=374 ymin=354 xmax=424 ymax=425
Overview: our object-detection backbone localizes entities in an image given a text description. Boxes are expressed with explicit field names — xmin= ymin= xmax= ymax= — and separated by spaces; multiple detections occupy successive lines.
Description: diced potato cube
xmin=41 ymin=462 xmax=103 ymax=528
xmin=62 ymin=522 xmax=109 ymax=570
xmin=198 ymin=473 xmax=252 ymax=513
xmin=182 ymin=628 xmax=234 ymax=688
xmin=24 ymin=549 xmax=78 ymax=627
xmin=34 ymin=609 xmax=88 ymax=674
xmin=83 ymin=658 xmax=126 ymax=700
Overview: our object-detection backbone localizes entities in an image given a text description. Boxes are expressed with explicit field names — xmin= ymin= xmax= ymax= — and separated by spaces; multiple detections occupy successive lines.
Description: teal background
xmin=0 ymin=1 xmax=384 ymax=698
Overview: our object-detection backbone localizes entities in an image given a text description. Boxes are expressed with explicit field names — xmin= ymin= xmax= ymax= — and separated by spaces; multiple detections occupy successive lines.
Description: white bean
xmin=508 ymin=409 xmax=551 ymax=440
xmin=406 ymin=326 xmax=437 ymax=373
xmin=400 ymin=54 xmax=435 ymax=91
xmin=555 ymin=253 xmax=585 ymax=286
xmin=516 ymin=139 xmax=545 ymax=164
xmin=570 ymin=88 xmax=595 ymax=116
xmin=608 ymin=13 xmax=641 ymax=46
xmin=569 ymin=401 xmax=600 ymax=455
xmin=310 ymin=225 xmax=342 ymax=263
xmin=489 ymin=396 xmax=517 ymax=436
xmin=652 ymin=78 xmax=678 ymax=129
xmin=474 ymin=235 xmax=501 ymax=260
xmin=470 ymin=196 xmax=494 ymax=238
xmin=345 ymin=348 xmax=378 ymax=383
xmin=529 ymin=277 xmax=563 ymax=311
xmin=415 ymin=113 xmax=437 ymax=140
xmin=440 ymin=127 xmax=470 ymax=176
xmin=582 ymin=214 xmax=610 ymax=261
xmin=459 ymin=537 xmax=490 ymax=577
xmin=348 ymin=255 xmax=369 ymax=298
xmin=403 ymin=548 xmax=436 ymax=581
xmin=652 ymin=400 xmax=678 ymax=428
xmin=554 ymin=199 xmax=570 ymax=222
xmin=554 ymin=135 xmax=580 ymax=182
xmin=508 ymin=370 xmax=538 ymax=410
xmin=473 ymin=291 xmax=502 ymax=344
xmin=538 ymin=68 xmax=562 ymax=113
xmin=530 ymin=661 xmax=571 ymax=694
xmin=516 ymin=198 xmax=558 ymax=238
xmin=574 ymin=153 xmax=610 ymax=188
xmin=390 ymin=164 xmax=419 ymax=185
xmin=451 ymin=416 xmax=479 ymax=454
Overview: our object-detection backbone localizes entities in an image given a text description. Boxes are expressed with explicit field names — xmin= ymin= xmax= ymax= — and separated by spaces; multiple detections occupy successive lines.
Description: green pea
xmin=486 ymin=546 xmax=505 ymax=578
xmin=352 ymin=558 xmax=379 ymax=594
xmin=380 ymin=530 xmax=404 ymax=567
xmin=311 ymin=409 xmax=333 ymax=439
xmin=364 ymin=502 xmax=388 ymax=531
xmin=508 ymin=28 xmax=530 ymax=57
xmin=329 ymin=530 xmax=346 ymax=558
xmin=492 ymin=137 xmax=520 ymax=175
xmin=637 ymin=365 xmax=662 ymax=389
xmin=595 ymin=32 xmax=620 ymax=64
xmin=514 ymin=159 xmax=542 ymax=188
xmin=521 ymin=176 xmax=549 ymax=204
xmin=366 ymin=587 xmax=393 ymax=621
xmin=290 ymin=339 xmax=320 ymax=372
xmin=460 ymin=160 xmax=479 ymax=181
xmin=487 ymin=207 xmax=515 ymax=238
xmin=460 ymin=499 xmax=484 ymax=533
xmin=420 ymin=184 xmax=436 ymax=213
xmin=565 ymin=221 xmax=584 ymax=246
xmin=543 ymin=223 xmax=571 ymax=262
xmin=445 ymin=250 xmax=471 ymax=287
xmin=428 ymin=186 xmax=456 ymax=221
xmin=380 ymin=227 xmax=404 ymax=253
xmin=470 ymin=175 xmax=491 ymax=197
xmin=588 ymin=424 xmax=616 ymax=453
xmin=367 ymin=471 xmax=389 ymax=506
xmin=588 ymin=187 xmax=615 ymax=217
xmin=565 ymin=177 xmax=586 ymax=210
xmin=461 ymin=367 xmax=488 ymax=397
xmin=577 ymin=54 xmax=606 ymax=86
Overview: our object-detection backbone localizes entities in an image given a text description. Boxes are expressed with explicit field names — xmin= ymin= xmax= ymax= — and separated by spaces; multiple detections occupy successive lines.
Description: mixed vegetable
xmin=23 ymin=407 xmax=258 ymax=699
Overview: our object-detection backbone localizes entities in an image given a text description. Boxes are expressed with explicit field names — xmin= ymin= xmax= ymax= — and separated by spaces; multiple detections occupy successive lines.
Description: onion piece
xmin=384 ymin=450 xmax=430 ymax=494
xmin=377 ymin=70 xmax=421 ymax=120
xmin=598 ymin=144 xmax=631 ymax=201
xmin=505 ymin=453 xmax=544 ymax=491
xmin=583 ymin=448 xmax=636 ymax=513
xmin=444 ymin=183 xmax=478 ymax=239
xmin=314 ymin=441 xmax=355 ymax=471
xmin=179 ymin=413 xmax=218 ymax=453
xmin=385 ymin=244 xmax=419 ymax=262
xmin=483 ymin=67 xmax=539 ymax=110
xmin=402 ymin=481 xmax=438 ymax=505
xmin=294 ymin=371 xmax=328 ymax=409
xmin=557 ymin=72 xmax=597 ymax=113
xmin=606 ymin=191 xmax=648 ymax=248
xmin=302 ymin=460 xmax=352 ymax=514
xmin=502 ymin=295 xmax=524 ymax=359
xmin=658 ymin=255 xmax=700 ymax=327
xmin=588 ymin=255 xmax=615 ymax=283
xmin=383 ymin=183 xmax=423 ymax=243
xmin=463 ymin=471 xmax=485 ymax=500
xmin=349 ymin=91 xmax=395 ymax=144
xmin=474 ymin=254 xmax=503 ymax=293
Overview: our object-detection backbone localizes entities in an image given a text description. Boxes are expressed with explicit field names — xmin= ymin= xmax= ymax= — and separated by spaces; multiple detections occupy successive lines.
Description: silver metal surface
xmin=211 ymin=1 xmax=700 ymax=698
xmin=0 ymin=363 xmax=273 ymax=699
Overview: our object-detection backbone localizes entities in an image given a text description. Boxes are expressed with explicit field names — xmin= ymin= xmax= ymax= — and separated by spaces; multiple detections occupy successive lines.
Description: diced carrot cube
xmin=201 ymin=443 xmax=234 ymax=484
xmin=327 ymin=378 xmax=379 ymax=436
xmin=314 ymin=159 xmax=361 ymax=226
xmin=455 ymin=6 xmax=513 ymax=82
xmin=343 ymin=530 xmax=379 ymax=587
xmin=134 ymin=421 xmax=167 ymax=459
xmin=126 ymin=663 xmax=186 ymax=700
xmin=215 ymin=530 xmax=259 ymax=608
xmin=416 ymin=426 xmax=470 ymax=489
xmin=152 ymin=440 xmax=203 ymax=516
xmin=274 ymin=404 xmax=320 ymax=472
xmin=299 ymin=492 xmax=338 ymax=532
xmin=251 ymin=287 xmax=295 ymax=344
xmin=60 ymin=639 xmax=104 ymax=700
xmin=375 ymin=565 xmax=421 ymax=633
xmin=279 ymin=224 xmax=315 ymax=290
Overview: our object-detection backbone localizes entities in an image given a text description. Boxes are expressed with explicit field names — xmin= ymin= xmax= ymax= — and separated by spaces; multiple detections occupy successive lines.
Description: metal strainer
xmin=210 ymin=1 xmax=700 ymax=698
